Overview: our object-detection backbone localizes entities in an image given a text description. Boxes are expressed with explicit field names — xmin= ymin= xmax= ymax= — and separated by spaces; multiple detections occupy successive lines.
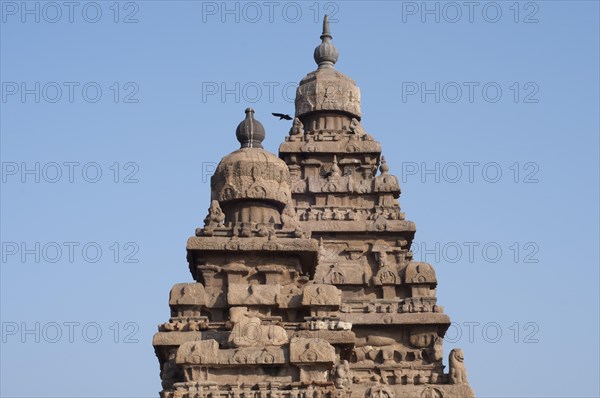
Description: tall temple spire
xmin=314 ymin=15 xmax=339 ymax=68
xmin=296 ymin=15 xmax=361 ymax=124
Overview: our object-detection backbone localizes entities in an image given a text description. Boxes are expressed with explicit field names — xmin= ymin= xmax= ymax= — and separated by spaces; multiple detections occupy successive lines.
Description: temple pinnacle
xmin=321 ymin=14 xmax=332 ymax=39
xmin=235 ymin=108 xmax=265 ymax=149
xmin=314 ymin=15 xmax=339 ymax=68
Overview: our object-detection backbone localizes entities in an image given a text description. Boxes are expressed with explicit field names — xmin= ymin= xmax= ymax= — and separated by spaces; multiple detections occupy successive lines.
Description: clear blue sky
xmin=1 ymin=1 xmax=598 ymax=397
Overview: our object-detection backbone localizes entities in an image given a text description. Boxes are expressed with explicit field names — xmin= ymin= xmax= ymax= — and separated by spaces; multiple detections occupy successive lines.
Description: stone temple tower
xmin=153 ymin=16 xmax=475 ymax=398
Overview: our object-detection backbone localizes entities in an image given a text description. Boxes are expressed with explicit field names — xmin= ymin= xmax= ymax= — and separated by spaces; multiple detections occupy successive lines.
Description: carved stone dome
xmin=295 ymin=16 xmax=362 ymax=123
xmin=211 ymin=109 xmax=292 ymax=224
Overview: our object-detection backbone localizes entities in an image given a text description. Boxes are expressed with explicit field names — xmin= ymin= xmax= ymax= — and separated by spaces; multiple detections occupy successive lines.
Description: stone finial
xmin=331 ymin=155 xmax=341 ymax=177
xmin=313 ymin=15 xmax=339 ymax=68
xmin=236 ymin=108 xmax=266 ymax=149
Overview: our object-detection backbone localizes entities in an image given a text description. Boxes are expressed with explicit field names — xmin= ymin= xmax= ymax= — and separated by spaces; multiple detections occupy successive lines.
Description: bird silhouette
xmin=272 ymin=113 xmax=292 ymax=120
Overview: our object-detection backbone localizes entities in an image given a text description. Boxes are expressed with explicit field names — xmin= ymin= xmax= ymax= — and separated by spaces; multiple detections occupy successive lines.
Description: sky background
xmin=1 ymin=1 xmax=599 ymax=397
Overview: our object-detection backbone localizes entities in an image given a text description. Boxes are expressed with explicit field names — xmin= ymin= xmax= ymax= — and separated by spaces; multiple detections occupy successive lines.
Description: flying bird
xmin=272 ymin=113 xmax=293 ymax=120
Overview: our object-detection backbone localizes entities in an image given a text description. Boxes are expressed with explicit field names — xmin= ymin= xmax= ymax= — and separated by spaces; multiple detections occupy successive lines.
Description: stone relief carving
xmin=154 ymin=16 xmax=474 ymax=398
xmin=405 ymin=262 xmax=437 ymax=284
xmin=176 ymin=340 xmax=220 ymax=365
xmin=302 ymin=284 xmax=342 ymax=306
xmin=227 ymin=307 xmax=288 ymax=348
xmin=290 ymin=337 xmax=336 ymax=364
xmin=333 ymin=360 xmax=352 ymax=389
xmin=227 ymin=284 xmax=280 ymax=306
xmin=169 ymin=283 xmax=207 ymax=306
xmin=365 ymin=385 xmax=394 ymax=398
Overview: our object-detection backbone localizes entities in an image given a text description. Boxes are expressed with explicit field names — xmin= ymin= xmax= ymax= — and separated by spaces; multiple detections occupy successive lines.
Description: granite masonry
xmin=153 ymin=16 xmax=475 ymax=398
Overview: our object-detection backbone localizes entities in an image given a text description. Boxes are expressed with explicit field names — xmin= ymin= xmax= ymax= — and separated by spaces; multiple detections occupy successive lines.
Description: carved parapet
xmin=291 ymin=177 xmax=399 ymax=197
xmin=280 ymin=138 xmax=381 ymax=154
xmin=338 ymin=312 xmax=450 ymax=327
xmin=302 ymin=284 xmax=342 ymax=317
xmin=198 ymin=224 xmax=308 ymax=239
xmin=297 ymin=207 xmax=405 ymax=224
xmin=165 ymin=385 xmax=349 ymax=398
xmin=408 ymin=327 xmax=441 ymax=349
xmin=228 ymin=346 xmax=286 ymax=365
xmin=168 ymin=283 xmax=208 ymax=322
xmin=196 ymin=225 xmax=231 ymax=237
xmin=302 ymin=284 xmax=341 ymax=306
xmin=187 ymin=237 xmax=319 ymax=281
xmin=357 ymin=300 xmax=400 ymax=314
xmin=400 ymin=297 xmax=441 ymax=314
xmin=276 ymin=284 xmax=304 ymax=308
xmin=404 ymin=262 xmax=437 ymax=285
xmin=308 ymin=175 xmax=373 ymax=194
xmin=317 ymin=263 xmax=359 ymax=285
xmin=297 ymin=220 xmax=416 ymax=234
xmin=153 ymin=331 xmax=203 ymax=348
xmin=289 ymin=329 xmax=356 ymax=346
xmin=227 ymin=283 xmax=281 ymax=306
xmin=170 ymin=283 xmax=207 ymax=306
xmin=365 ymin=385 xmax=395 ymax=398
xmin=163 ymin=383 xmax=475 ymax=398
xmin=159 ymin=317 xmax=209 ymax=332
xmin=374 ymin=174 xmax=400 ymax=195
xmin=227 ymin=308 xmax=289 ymax=348
xmin=176 ymin=340 xmax=220 ymax=365
xmin=196 ymin=259 xmax=303 ymax=286
xmin=154 ymin=329 xmax=256 ymax=349
xmin=290 ymin=337 xmax=336 ymax=364
xmin=177 ymin=342 xmax=287 ymax=367
xmin=187 ymin=236 xmax=319 ymax=252
xmin=304 ymin=317 xmax=352 ymax=331
xmin=373 ymin=267 xmax=401 ymax=286
xmin=351 ymin=336 xmax=439 ymax=367
xmin=404 ymin=262 xmax=437 ymax=298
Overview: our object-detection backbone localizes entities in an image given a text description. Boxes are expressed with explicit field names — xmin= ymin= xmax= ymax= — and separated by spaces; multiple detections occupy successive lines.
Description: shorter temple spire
xmin=313 ymin=15 xmax=339 ymax=68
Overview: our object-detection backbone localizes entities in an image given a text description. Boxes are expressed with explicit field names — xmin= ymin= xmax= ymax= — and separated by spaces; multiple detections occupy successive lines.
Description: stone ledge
xmin=298 ymin=220 xmax=416 ymax=233
xmin=186 ymin=236 xmax=319 ymax=252
xmin=337 ymin=312 xmax=451 ymax=326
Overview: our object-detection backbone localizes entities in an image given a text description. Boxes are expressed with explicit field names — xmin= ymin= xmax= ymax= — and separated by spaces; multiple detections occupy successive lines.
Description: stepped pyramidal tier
xmin=153 ymin=16 xmax=475 ymax=398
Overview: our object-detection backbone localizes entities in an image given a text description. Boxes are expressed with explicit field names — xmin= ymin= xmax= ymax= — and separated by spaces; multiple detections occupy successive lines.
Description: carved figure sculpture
xmin=228 ymin=307 xmax=288 ymax=348
xmin=333 ymin=360 xmax=351 ymax=389
xmin=349 ymin=118 xmax=365 ymax=137
xmin=449 ymin=348 xmax=468 ymax=384
xmin=290 ymin=117 xmax=305 ymax=135
xmin=203 ymin=200 xmax=225 ymax=235
xmin=281 ymin=204 xmax=302 ymax=234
